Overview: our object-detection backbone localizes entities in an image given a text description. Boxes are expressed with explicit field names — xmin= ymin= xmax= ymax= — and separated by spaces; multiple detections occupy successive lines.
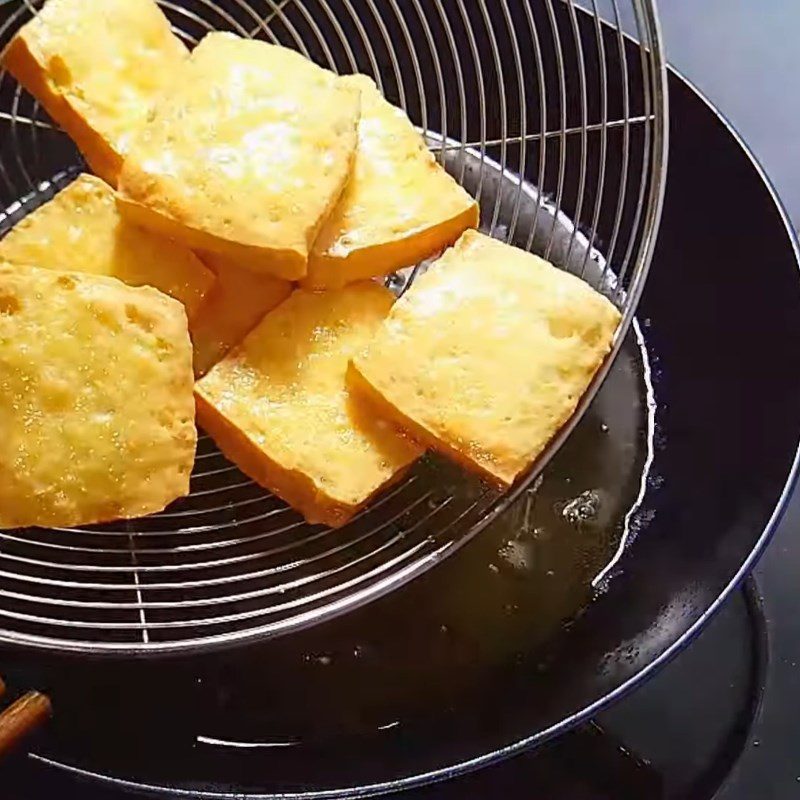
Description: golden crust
xmin=117 ymin=33 xmax=361 ymax=280
xmin=0 ymin=174 xmax=214 ymax=320
xmin=0 ymin=0 xmax=188 ymax=186
xmin=350 ymin=230 xmax=621 ymax=487
xmin=0 ymin=264 xmax=196 ymax=528
xmin=304 ymin=75 xmax=479 ymax=289
xmin=190 ymin=251 xmax=292 ymax=377
xmin=196 ymin=284 xmax=423 ymax=527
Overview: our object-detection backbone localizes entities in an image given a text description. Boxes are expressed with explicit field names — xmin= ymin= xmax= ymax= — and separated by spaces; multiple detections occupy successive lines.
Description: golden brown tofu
xmin=0 ymin=174 xmax=214 ymax=320
xmin=305 ymin=75 xmax=478 ymax=289
xmin=1 ymin=0 xmax=188 ymax=185
xmin=0 ymin=264 xmax=196 ymax=529
xmin=196 ymin=284 xmax=423 ymax=527
xmin=190 ymin=252 xmax=292 ymax=377
xmin=350 ymin=230 xmax=621 ymax=487
xmin=117 ymin=33 xmax=361 ymax=280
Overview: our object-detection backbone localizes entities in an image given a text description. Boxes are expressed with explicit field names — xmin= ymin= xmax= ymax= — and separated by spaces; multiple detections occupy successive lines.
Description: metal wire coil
xmin=0 ymin=0 xmax=668 ymax=654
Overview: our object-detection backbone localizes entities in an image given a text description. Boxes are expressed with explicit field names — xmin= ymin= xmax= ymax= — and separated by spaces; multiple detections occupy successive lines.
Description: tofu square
xmin=0 ymin=174 xmax=214 ymax=320
xmin=196 ymin=284 xmax=423 ymax=527
xmin=0 ymin=264 xmax=196 ymax=528
xmin=304 ymin=75 xmax=478 ymax=289
xmin=349 ymin=230 xmax=621 ymax=487
xmin=118 ymin=33 xmax=361 ymax=280
xmin=1 ymin=0 xmax=188 ymax=185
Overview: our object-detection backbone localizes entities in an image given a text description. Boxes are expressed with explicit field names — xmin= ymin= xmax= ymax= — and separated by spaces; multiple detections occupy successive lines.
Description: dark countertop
xmin=659 ymin=3 xmax=800 ymax=797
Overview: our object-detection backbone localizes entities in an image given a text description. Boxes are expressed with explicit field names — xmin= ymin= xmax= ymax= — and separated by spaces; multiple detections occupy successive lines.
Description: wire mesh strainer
xmin=0 ymin=0 xmax=668 ymax=654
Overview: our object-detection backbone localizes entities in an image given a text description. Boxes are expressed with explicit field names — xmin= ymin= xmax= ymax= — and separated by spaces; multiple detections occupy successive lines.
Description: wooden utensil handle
xmin=0 ymin=691 xmax=52 ymax=760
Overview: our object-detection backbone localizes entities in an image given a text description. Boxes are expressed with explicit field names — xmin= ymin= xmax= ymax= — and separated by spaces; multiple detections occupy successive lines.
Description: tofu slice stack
xmin=350 ymin=231 xmax=621 ymax=488
xmin=0 ymin=264 xmax=196 ymax=529
xmin=1 ymin=2 xmax=622 ymax=529
xmin=0 ymin=174 xmax=214 ymax=320
xmin=1 ymin=0 xmax=188 ymax=186
xmin=118 ymin=33 xmax=362 ymax=280
xmin=196 ymin=284 xmax=423 ymax=527
xmin=305 ymin=75 xmax=479 ymax=289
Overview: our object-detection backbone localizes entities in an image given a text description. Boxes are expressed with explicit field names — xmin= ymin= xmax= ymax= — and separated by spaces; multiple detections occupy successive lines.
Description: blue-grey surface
xmin=660 ymin=2 xmax=800 ymax=797
xmin=581 ymin=0 xmax=800 ymax=226
xmin=660 ymin=1 xmax=800 ymax=228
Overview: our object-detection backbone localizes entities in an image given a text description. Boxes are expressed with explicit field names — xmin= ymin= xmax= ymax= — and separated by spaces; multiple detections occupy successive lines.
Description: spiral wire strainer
xmin=0 ymin=0 xmax=668 ymax=654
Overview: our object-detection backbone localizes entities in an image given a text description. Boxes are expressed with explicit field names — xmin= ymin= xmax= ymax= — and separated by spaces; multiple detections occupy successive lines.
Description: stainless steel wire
xmin=0 ymin=0 xmax=668 ymax=654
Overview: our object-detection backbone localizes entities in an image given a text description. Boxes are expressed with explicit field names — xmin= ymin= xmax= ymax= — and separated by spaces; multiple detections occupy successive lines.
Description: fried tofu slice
xmin=196 ymin=284 xmax=423 ymax=527
xmin=1 ymin=0 xmax=188 ymax=186
xmin=191 ymin=252 xmax=292 ymax=377
xmin=0 ymin=174 xmax=214 ymax=320
xmin=117 ymin=33 xmax=361 ymax=280
xmin=0 ymin=264 xmax=196 ymax=528
xmin=304 ymin=75 xmax=478 ymax=289
xmin=349 ymin=231 xmax=621 ymax=488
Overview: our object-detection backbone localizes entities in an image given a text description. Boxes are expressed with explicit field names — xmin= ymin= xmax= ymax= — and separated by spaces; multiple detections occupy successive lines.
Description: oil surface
xmin=222 ymin=325 xmax=656 ymax=742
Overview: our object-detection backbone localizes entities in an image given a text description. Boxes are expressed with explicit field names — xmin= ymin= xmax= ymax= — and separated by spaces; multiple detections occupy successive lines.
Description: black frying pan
xmin=1 ymin=69 xmax=799 ymax=798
